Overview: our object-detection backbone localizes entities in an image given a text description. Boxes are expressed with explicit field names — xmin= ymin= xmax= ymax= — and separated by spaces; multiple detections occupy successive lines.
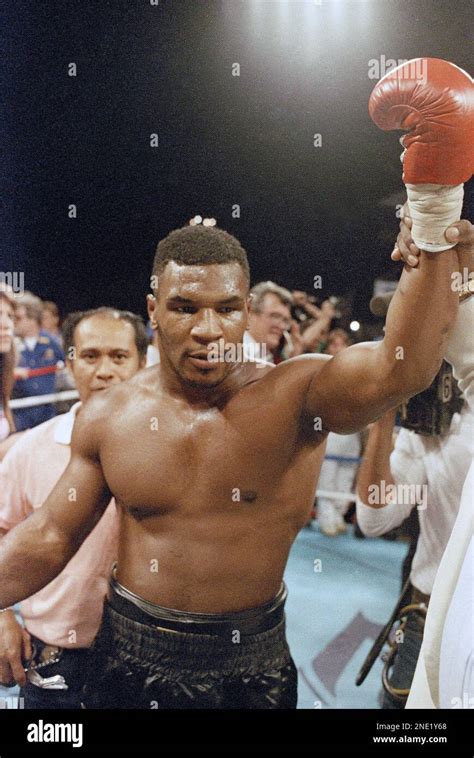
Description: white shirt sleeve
xmin=356 ymin=496 xmax=412 ymax=537
xmin=0 ymin=432 xmax=34 ymax=531
xmin=390 ymin=428 xmax=427 ymax=486
xmin=356 ymin=428 xmax=426 ymax=537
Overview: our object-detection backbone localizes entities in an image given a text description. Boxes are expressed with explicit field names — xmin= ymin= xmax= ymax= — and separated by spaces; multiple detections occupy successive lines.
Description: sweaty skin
xmin=95 ymin=359 xmax=326 ymax=612
xmin=0 ymin=243 xmax=458 ymax=613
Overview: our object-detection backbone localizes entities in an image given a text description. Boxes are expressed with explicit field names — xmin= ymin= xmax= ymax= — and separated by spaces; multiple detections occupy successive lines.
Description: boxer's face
xmin=68 ymin=315 xmax=145 ymax=402
xmin=0 ymin=297 xmax=15 ymax=353
xmin=149 ymin=261 xmax=249 ymax=388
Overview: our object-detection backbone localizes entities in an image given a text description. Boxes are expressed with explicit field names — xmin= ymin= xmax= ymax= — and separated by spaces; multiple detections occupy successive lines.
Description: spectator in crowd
xmin=43 ymin=302 xmax=79 ymax=415
xmin=386 ymin=208 xmax=474 ymax=709
xmin=356 ymin=387 xmax=472 ymax=708
xmin=0 ymin=307 xmax=148 ymax=708
xmin=41 ymin=301 xmax=62 ymax=345
xmin=146 ymin=322 xmax=161 ymax=367
xmin=11 ymin=293 xmax=65 ymax=431
xmin=290 ymin=290 xmax=324 ymax=324
xmin=297 ymin=299 xmax=338 ymax=354
xmin=324 ymin=327 xmax=351 ymax=356
xmin=0 ymin=287 xmax=17 ymax=442
xmin=245 ymin=281 xmax=294 ymax=364
xmin=316 ymin=327 xmax=361 ymax=535
xmin=41 ymin=300 xmax=80 ymax=413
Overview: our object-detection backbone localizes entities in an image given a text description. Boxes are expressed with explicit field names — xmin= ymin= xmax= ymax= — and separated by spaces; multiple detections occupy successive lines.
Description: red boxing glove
xmin=369 ymin=58 xmax=474 ymax=185
xmin=369 ymin=58 xmax=474 ymax=251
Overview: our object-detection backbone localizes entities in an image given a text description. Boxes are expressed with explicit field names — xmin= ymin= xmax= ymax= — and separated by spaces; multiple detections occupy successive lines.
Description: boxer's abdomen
xmin=97 ymin=364 xmax=325 ymax=612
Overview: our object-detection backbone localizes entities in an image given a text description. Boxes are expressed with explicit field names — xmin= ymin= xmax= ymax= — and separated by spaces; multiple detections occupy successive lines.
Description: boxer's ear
xmin=146 ymin=294 xmax=157 ymax=324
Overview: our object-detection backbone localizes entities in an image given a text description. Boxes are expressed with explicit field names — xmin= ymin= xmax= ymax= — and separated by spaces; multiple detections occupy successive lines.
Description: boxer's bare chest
xmin=99 ymin=378 xmax=320 ymax=518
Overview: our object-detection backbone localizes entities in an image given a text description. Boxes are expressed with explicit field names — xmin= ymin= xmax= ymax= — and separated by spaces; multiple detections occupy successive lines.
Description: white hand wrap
xmin=406 ymin=183 xmax=464 ymax=252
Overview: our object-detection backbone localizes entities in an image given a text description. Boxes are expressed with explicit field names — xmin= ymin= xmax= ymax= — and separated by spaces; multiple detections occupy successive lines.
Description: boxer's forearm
xmin=0 ymin=511 xmax=75 ymax=608
xmin=356 ymin=413 xmax=396 ymax=509
xmin=379 ymin=249 xmax=458 ymax=398
xmin=303 ymin=248 xmax=458 ymax=434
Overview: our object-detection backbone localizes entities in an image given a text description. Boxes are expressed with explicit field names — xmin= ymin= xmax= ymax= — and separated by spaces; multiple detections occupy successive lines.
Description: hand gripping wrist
xmin=406 ymin=183 xmax=464 ymax=252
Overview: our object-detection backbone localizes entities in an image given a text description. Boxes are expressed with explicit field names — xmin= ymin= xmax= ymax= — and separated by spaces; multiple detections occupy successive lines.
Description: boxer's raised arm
xmin=0 ymin=404 xmax=111 ymax=609
xmin=301 ymin=57 xmax=471 ymax=433
xmin=302 ymin=247 xmax=458 ymax=433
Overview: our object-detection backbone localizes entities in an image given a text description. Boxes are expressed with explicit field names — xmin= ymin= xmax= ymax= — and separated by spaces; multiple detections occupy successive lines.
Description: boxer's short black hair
xmin=152 ymin=226 xmax=250 ymax=292
xmin=62 ymin=307 xmax=148 ymax=360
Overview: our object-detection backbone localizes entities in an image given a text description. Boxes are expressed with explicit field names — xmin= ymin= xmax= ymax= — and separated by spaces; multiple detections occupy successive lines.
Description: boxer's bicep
xmin=303 ymin=342 xmax=401 ymax=434
xmin=43 ymin=399 xmax=112 ymax=549
xmin=41 ymin=451 xmax=111 ymax=552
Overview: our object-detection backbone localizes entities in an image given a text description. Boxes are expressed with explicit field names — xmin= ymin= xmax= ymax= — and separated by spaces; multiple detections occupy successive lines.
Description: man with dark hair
xmin=0 ymin=219 xmax=461 ymax=709
xmin=0 ymin=307 xmax=146 ymax=708
xmin=62 ymin=307 xmax=148 ymax=363
xmin=152 ymin=225 xmax=250 ymax=284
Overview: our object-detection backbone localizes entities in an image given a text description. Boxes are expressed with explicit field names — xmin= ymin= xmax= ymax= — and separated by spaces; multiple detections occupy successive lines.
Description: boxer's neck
xmin=159 ymin=358 xmax=250 ymax=408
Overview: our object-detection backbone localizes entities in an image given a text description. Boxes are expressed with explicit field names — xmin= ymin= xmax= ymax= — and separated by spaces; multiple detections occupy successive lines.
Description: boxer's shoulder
xmin=96 ymin=366 xmax=164 ymax=424
xmin=229 ymin=354 xmax=331 ymax=407
xmin=267 ymin=353 xmax=331 ymax=387
xmin=231 ymin=354 xmax=331 ymax=422
xmin=278 ymin=353 xmax=331 ymax=371
xmin=73 ymin=381 xmax=136 ymax=438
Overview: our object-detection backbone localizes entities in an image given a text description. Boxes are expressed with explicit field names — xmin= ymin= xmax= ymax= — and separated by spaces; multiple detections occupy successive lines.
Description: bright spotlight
xmin=350 ymin=320 xmax=360 ymax=332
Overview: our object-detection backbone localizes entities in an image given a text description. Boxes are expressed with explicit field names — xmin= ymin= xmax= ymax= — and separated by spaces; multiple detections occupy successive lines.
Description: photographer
xmin=356 ymin=358 xmax=472 ymax=707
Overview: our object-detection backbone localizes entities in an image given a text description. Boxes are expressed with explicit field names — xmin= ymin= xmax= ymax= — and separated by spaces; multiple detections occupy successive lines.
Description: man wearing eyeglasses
xmin=245 ymin=281 xmax=294 ymax=364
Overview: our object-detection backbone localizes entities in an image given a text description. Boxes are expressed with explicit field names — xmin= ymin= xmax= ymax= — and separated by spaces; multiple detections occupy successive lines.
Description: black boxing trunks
xmin=81 ymin=574 xmax=298 ymax=709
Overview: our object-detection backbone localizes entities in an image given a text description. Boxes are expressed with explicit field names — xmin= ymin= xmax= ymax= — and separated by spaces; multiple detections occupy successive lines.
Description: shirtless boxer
xmin=0 ymin=221 xmax=460 ymax=708
xmin=0 ymin=58 xmax=471 ymax=709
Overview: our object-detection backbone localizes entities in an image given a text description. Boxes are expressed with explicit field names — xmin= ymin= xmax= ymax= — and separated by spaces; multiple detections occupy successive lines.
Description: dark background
xmin=2 ymin=0 xmax=473 ymax=324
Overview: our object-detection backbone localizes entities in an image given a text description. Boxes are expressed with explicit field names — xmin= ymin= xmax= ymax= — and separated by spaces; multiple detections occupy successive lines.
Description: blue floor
xmin=1 ymin=525 xmax=407 ymax=709
xmin=285 ymin=523 xmax=407 ymax=709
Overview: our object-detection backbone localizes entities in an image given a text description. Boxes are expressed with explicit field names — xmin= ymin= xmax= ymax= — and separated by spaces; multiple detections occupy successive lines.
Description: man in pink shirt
xmin=0 ymin=307 xmax=147 ymax=708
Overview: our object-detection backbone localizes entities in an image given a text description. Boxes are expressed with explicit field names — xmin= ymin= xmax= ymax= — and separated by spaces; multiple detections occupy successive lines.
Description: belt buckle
xmin=38 ymin=645 xmax=62 ymax=666
xmin=27 ymin=643 xmax=68 ymax=690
